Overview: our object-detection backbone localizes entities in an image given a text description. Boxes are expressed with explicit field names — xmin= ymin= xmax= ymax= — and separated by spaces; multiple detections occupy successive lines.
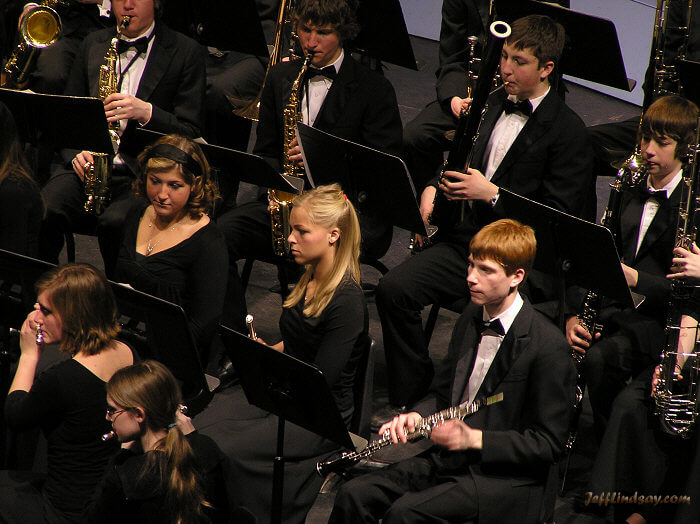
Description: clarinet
xmin=316 ymin=393 xmax=503 ymax=476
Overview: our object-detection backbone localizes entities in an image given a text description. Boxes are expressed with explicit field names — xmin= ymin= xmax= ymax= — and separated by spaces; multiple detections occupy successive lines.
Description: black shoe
xmin=370 ymin=405 xmax=407 ymax=433
xmin=216 ymin=355 xmax=239 ymax=390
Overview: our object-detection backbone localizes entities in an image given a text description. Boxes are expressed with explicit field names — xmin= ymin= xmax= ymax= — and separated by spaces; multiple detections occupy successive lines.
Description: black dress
xmin=85 ymin=432 xmax=230 ymax=523
xmin=0 ymin=358 xmax=123 ymax=523
xmin=0 ymin=174 xmax=43 ymax=258
xmin=115 ymin=204 xmax=228 ymax=352
xmin=195 ymin=278 xmax=368 ymax=523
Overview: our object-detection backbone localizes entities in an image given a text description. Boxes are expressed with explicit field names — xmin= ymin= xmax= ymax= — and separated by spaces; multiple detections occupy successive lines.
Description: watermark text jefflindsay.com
xmin=584 ymin=492 xmax=691 ymax=507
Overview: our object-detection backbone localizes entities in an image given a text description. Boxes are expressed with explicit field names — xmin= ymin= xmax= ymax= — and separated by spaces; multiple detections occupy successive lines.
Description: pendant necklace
xmin=146 ymin=219 xmax=178 ymax=255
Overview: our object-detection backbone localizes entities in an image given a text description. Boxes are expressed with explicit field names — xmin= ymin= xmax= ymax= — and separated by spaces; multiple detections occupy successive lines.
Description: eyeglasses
xmin=106 ymin=406 xmax=127 ymax=421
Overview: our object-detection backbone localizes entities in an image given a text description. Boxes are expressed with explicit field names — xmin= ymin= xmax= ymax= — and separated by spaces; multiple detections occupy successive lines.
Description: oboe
xmin=316 ymin=393 xmax=503 ymax=476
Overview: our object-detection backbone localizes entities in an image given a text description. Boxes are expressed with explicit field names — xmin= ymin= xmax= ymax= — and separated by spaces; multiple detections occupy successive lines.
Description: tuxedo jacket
xmin=594 ymin=180 xmax=679 ymax=356
xmin=253 ymin=54 xmax=403 ymax=171
xmin=419 ymin=298 xmax=576 ymax=524
xmin=441 ymin=87 xmax=595 ymax=245
xmin=64 ymin=20 xmax=206 ymax=169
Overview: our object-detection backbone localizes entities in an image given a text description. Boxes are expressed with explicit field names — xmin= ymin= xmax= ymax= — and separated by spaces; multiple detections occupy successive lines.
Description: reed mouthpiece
xmin=101 ymin=430 xmax=116 ymax=442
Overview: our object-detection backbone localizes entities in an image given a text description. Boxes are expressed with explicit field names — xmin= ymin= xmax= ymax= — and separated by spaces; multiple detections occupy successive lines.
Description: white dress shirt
xmin=301 ymin=49 xmax=344 ymax=127
xmin=483 ymin=88 xmax=550 ymax=180
xmin=635 ymin=169 xmax=682 ymax=256
xmin=465 ymin=292 xmax=524 ymax=405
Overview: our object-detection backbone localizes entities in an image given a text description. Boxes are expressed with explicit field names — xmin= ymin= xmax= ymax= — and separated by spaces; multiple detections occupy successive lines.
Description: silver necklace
xmin=146 ymin=220 xmax=177 ymax=255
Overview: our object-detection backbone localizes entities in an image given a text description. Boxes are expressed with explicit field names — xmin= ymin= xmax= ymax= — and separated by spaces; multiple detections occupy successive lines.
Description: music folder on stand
xmin=0 ymin=88 xmax=113 ymax=153
xmin=219 ymin=325 xmax=364 ymax=524
xmin=296 ymin=123 xmax=427 ymax=237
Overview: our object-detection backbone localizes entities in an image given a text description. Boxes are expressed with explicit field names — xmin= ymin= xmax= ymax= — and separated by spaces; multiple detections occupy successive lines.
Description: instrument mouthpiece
xmin=101 ymin=430 xmax=116 ymax=442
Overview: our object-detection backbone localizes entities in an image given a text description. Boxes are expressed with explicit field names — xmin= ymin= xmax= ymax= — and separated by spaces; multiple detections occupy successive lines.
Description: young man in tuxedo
xmin=216 ymin=0 xmax=402 ymax=334
xmin=376 ymin=14 xmax=594 ymax=414
xmin=39 ymin=0 xmax=206 ymax=276
xmin=566 ymin=95 xmax=699 ymax=441
xmin=331 ymin=219 xmax=576 ymax=524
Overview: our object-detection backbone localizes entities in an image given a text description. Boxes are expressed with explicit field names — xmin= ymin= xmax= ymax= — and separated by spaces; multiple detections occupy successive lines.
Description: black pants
xmin=330 ymin=453 xmax=479 ymax=523
xmin=403 ymin=100 xmax=457 ymax=193
xmin=376 ymin=240 xmax=470 ymax=407
xmin=39 ymin=166 xmax=140 ymax=278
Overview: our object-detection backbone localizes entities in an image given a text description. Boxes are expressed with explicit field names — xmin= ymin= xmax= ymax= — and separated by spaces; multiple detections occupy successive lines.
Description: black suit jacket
xmin=253 ymin=54 xmax=403 ymax=171
xmin=435 ymin=0 xmax=490 ymax=106
xmin=440 ymin=88 xmax=594 ymax=243
xmin=64 ymin=20 xmax=206 ymax=169
xmin=420 ymin=298 xmax=576 ymax=524
xmin=600 ymin=180 xmax=679 ymax=356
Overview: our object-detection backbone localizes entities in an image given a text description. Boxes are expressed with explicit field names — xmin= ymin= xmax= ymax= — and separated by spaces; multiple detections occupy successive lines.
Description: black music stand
xmin=353 ymin=0 xmax=418 ymax=70
xmin=498 ymin=189 xmax=643 ymax=327
xmin=219 ymin=325 xmax=362 ymax=524
xmin=496 ymin=0 xmax=633 ymax=91
xmin=0 ymin=88 xmax=113 ymax=152
xmin=159 ymin=0 xmax=269 ymax=57
xmin=297 ymin=123 xmax=427 ymax=236
xmin=109 ymin=282 xmax=218 ymax=415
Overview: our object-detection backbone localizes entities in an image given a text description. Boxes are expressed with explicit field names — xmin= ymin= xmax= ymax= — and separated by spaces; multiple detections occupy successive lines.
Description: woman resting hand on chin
xmin=1 ymin=264 xmax=134 ymax=523
xmin=114 ymin=135 xmax=227 ymax=355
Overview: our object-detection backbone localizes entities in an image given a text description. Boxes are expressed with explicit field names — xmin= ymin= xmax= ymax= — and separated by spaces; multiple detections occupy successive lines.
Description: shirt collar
xmin=482 ymin=292 xmax=523 ymax=336
xmin=507 ymin=86 xmax=549 ymax=115
xmin=121 ymin=20 xmax=155 ymax=43
xmin=646 ymin=168 xmax=683 ymax=197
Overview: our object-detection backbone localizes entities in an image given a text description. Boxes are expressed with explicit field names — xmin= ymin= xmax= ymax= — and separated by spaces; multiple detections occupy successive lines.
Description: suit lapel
xmin=634 ymin=180 xmax=682 ymax=261
xmin=135 ymin=23 xmax=172 ymax=103
xmin=313 ymin=56 xmax=355 ymax=132
xmin=619 ymin=189 xmax=644 ymax=263
xmin=471 ymin=90 xmax=506 ymax=171
xmin=473 ymin=300 xmax=533 ymax=402
xmin=451 ymin=311 xmax=480 ymax=406
xmin=490 ymin=90 xmax=556 ymax=186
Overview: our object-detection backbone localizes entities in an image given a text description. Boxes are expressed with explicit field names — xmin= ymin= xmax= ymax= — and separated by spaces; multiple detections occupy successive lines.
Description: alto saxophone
xmin=83 ymin=16 xmax=130 ymax=216
xmin=654 ymin=116 xmax=700 ymax=439
xmin=2 ymin=0 xmax=68 ymax=89
xmin=269 ymin=54 xmax=311 ymax=256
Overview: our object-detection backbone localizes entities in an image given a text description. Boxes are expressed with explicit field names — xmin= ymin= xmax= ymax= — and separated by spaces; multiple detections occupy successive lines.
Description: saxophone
xmin=83 ymin=16 xmax=130 ymax=216
xmin=269 ymin=54 xmax=311 ymax=256
xmin=2 ymin=0 xmax=68 ymax=89
xmin=654 ymin=117 xmax=700 ymax=439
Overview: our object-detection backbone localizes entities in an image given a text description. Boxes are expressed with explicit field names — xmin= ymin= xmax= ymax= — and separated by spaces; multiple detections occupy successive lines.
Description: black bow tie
xmin=116 ymin=36 xmax=150 ymax=55
xmin=502 ymin=98 xmax=533 ymax=116
xmin=476 ymin=317 xmax=505 ymax=336
xmin=307 ymin=65 xmax=337 ymax=81
xmin=636 ymin=184 xmax=667 ymax=203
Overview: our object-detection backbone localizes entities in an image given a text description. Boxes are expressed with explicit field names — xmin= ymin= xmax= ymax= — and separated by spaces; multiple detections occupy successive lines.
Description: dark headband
xmin=142 ymin=144 xmax=202 ymax=178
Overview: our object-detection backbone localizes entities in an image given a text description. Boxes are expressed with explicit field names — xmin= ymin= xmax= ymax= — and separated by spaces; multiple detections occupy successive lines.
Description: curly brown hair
xmin=134 ymin=135 xmax=218 ymax=219
xmin=292 ymin=0 xmax=360 ymax=43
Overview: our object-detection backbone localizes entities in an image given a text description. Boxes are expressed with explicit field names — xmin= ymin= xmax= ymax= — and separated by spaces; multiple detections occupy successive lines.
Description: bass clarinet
xmin=654 ymin=116 xmax=700 ymax=439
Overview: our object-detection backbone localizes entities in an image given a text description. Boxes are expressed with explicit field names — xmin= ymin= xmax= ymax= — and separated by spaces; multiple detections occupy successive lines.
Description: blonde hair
xmin=107 ymin=361 xmax=209 ymax=523
xmin=283 ymin=184 xmax=361 ymax=317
